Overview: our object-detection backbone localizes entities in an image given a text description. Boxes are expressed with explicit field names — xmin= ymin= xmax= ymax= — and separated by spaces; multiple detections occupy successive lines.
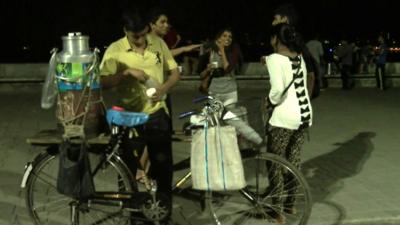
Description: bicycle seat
xmin=106 ymin=107 xmax=149 ymax=127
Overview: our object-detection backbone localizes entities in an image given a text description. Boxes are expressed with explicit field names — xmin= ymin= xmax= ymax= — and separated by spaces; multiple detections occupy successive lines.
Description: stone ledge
xmin=1 ymin=63 xmax=400 ymax=88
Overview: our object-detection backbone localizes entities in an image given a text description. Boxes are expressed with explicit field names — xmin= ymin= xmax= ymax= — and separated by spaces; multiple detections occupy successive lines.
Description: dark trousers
xmin=165 ymin=94 xmax=174 ymax=133
xmin=340 ymin=65 xmax=354 ymax=89
xmin=120 ymin=109 xmax=173 ymax=199
xmin=375 ymin=63 xmax=386 ymax=90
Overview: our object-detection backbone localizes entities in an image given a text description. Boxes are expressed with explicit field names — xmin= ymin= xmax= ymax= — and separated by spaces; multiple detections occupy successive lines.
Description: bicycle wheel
xmin=207 ymin=151 xmax=311 ymax=225
xmin=25 ymin=148 xmax=135 ymax=225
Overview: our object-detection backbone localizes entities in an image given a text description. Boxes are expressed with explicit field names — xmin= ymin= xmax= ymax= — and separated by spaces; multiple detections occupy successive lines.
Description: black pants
xmin=375 ymin=63 xmax=386 ymax=90
xmin=165 ymin=94 xmax=174 ymax=133
xmin=340 ymin=65 xmax=354 ymax=89
xmin=120 ymin=109 xmax=173 ymax=200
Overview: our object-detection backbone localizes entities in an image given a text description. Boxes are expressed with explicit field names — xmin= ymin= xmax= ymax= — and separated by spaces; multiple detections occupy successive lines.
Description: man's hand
xmin=150 ymin=86 xmax=168 ymax=102
xmin=123 ymin=68 xmax=149 ymax=82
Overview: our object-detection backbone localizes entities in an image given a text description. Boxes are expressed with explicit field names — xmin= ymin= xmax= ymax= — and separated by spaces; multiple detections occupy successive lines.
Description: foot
xmin=283 ymin=200 xmax=296 ymax=214
xmin=284 ymin=207 xmax=297 ymax=215
xmin=273 ymin=213 xmax=286 ymax=224
xmin=265 ymin=209 xmax=286 ymax=224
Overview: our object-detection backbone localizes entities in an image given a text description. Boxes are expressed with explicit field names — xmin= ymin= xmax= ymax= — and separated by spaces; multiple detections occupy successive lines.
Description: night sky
xmin=1 ymin=0 xmax=397 ymax=62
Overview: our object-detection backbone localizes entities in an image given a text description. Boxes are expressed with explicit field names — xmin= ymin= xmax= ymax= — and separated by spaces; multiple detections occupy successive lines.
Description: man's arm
xmin=307 ymin=72 xmax=315 ymax=97
xmin=318 ymin=43 xmax=324 ymax=59
xmin=101 ymin=69 xmax=149 ymax=89
xmin=151 ymin=41 xmax=181 ymax=101
xmin=163 ymin=68 xmax=180 ymax=91
xmin=100 ymin=72 xmax=124 ymax=89
xmin=302 ymin=47 xmax=316 ymax=97
xmin=170 ymin=44 xmax=201 ymax=57
xmin=151 ymin=68 xmax=180 ymax=102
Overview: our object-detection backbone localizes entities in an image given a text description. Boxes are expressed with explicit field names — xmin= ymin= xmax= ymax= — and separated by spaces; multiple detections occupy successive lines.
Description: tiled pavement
xmin=0 ymin=82 xmax=400 ymax=225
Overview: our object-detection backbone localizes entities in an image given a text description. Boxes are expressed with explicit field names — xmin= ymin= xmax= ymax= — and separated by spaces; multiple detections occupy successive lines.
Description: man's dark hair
xmin=122 ymin=10 xmax=148 ymax=33
xmin=274 ymin=3 xmax=299 ymax=27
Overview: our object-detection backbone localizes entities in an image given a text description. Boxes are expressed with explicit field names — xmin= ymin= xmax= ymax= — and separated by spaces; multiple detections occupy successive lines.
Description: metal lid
xmin=61 ymin=32 xmax=90 ymax=54
xmin=58 ymin=32 xmax=92 ymax=63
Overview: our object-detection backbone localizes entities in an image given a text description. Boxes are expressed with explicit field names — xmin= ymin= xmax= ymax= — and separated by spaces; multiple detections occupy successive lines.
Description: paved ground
xmin=0 ymin=82 xmax=399 ymax=225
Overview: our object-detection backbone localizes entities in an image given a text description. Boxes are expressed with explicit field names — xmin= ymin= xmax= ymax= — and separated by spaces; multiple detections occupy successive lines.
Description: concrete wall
xmin=1 ymin=62 xmax=400 ymax=82
xmin=0 ymin=63 xmax=48 ymax=81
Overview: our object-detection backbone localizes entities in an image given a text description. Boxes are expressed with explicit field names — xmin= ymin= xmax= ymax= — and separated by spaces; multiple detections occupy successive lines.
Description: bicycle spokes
xmin=207 ymin=153 xmax=311 ymax=225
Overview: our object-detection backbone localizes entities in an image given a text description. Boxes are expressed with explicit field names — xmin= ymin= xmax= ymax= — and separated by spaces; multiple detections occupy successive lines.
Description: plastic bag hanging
xmin=41 ymin=48 xmax=58 ymax=109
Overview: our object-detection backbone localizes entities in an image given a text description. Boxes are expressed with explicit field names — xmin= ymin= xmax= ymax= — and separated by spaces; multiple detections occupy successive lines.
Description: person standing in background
xmin=197 ymin=28 xmax=243 ymax=109
xmin=163 ymin=25 xmax=181 ymax=49
xmin=358 ymin=40 xmax=374 ymax=74
xmin=149 ymin=8 xmax=201 ymax=57
xmin=306 ymin=33 xmax=326 ymax=89
xmin=375 ymin=34 xmax=388 ymax=90
xmin=334 ymin=37 xmax=355 ymax=90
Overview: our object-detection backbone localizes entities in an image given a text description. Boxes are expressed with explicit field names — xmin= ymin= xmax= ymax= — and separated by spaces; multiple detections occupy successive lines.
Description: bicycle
xmin=175 ymin=96 xmax=312 ymax=225
xmin=21 ymin=106 xmax=186 ymax=225
xmin=21 ymin=96 xmax=311 ymax=225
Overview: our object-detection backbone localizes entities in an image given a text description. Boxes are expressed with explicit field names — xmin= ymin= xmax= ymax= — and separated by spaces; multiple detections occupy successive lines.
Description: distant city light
xmin=389 ymin=47 xmax=400 ymax=52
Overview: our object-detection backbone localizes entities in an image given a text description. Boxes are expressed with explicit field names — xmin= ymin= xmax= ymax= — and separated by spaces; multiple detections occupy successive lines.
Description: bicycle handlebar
xmin=178 ymin=110 xmax=198 ymax=119
xmin=179 ymin=96 xmax=223 ymax=120
xmin=192 ymin=95 xmax=211 ymax=103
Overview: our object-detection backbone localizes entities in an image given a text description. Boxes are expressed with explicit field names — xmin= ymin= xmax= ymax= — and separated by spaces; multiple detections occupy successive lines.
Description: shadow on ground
xmin=302 ymin=132 xmax=375 ymax=225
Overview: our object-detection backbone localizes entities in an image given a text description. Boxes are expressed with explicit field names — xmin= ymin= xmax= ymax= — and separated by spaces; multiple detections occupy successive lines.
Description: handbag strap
xmin=267 ymin=55 xmax=302 ymax=108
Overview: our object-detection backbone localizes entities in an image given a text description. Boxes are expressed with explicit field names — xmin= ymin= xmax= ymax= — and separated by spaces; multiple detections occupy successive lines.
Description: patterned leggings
xmin=266 ymin=126 xmax=305 ymax=211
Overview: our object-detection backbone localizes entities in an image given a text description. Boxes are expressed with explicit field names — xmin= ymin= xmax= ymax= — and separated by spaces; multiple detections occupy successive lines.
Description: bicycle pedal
xmin=128 ymin=192 xmax=153 ymax=208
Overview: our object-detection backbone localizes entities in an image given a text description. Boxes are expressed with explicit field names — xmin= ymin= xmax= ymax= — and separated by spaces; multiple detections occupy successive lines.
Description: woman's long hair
xmin=209 ymin=28 xmax=243 ymax=72
xmin=270 ymin=23 xmax=304 ymax=53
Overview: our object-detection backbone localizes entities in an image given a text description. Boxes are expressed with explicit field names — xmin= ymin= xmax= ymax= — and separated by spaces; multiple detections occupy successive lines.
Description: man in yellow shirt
xmin=100 ymin=10 xmax=180 ymax=223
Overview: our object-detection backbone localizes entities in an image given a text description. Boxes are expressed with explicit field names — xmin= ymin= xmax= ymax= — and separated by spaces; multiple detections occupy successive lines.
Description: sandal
xmin=284 ymin=207 xmax=296 ymax=215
